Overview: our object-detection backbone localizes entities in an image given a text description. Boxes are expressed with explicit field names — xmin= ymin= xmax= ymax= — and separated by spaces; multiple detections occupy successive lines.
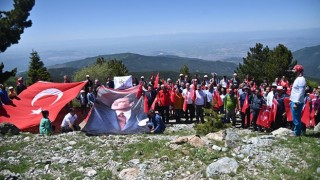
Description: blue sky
xmin=1 ymin=0 xmax=320 ymax=43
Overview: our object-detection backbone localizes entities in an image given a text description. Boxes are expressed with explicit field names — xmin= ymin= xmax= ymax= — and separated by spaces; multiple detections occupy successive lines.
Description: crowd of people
xmin=1 ymin=65 xmax=319 ymax=136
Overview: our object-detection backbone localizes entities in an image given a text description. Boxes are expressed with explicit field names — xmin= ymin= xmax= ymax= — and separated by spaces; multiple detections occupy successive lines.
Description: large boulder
xmin=0 ymin=122 xmax=20 ymax=135
xmin=188 ymin=135 xmax=205 ymax=148
xmin=206 ymin=157 xmax=239 ymax=177
xmin=271 ymin=128 xmax=293 ymax=136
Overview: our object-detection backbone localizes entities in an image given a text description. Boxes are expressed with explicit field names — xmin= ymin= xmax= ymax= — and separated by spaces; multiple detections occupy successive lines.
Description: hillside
xmin=293 ymin=45 xmax=320 ymax=78
xmin=48 ymin=53 xmax=237 ymax=76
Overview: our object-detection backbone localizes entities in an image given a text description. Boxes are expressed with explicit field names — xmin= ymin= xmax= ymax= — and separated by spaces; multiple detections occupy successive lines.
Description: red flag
xmin=153 ymin=73 xmax=159 ymax=89
xmin=212 ymin=90 xmax=223 ymax=110
xmin=270 ymin=98 xmax=278 ymax=122
xmin=301 ymin=99 xmax=311 ymax=127
xmin=190 ymin=83 xmax=196 ymax=103
xmin=284 ymin=97 xmax=292 ymax=121
xmin=170 ymin=84 xmax=176 ymax=103
xmin=183 ymin=95 xmax=187 ymax=112
xmin=136 ymin=82 xmax=143 ymax=99
xmin=241 ymin=94 xmax=249 ymax=113
xmin=310 ymin=98 xmax=316 ymax=126
xmin=0 ymin=81 xmax=86 ymax=131
xmin=256 ymin=105 xmax=272 ymax=128
xmin=150 ymin=97 xmax=158 ymax=110
xmin=143 ymin=94 xmax=149 ymax=113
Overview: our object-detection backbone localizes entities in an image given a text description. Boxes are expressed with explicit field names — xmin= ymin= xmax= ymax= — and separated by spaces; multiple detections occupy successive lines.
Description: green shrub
xmin=195 ymin=112 xmax=229 ymax=135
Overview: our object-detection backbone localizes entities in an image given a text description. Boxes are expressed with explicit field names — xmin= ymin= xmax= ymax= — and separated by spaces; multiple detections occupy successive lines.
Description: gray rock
xmin=58 ymin=158 xmax=71 ymax=164
xmin=63 ymin=146 xmax=73 ymax=151
xmin=128 ymin=158 xmax=140 ymax=165
xmin=271 ymin=128 xmax=293 ymax=136
xmin=225 ymin=129 xmax=241 ymax=148
xmin=68 ymin=141 xmax=77 ymax=146
xmin=160 ymin=156 xmax=169 ymax=162
xmin=314 ymin=123 xmax=320 ymax=132
xmin=87 ymin=169 xmax=97 ymax=177
xmin=0 ymin=122 xmax=20 ymax=135
xmin=23 ymin=136 xmax=30 ymax=141
xmin=206 ymin=157 xmax=239 ymax=177
xmin=317 ymin=167 xmax=320 ymax=174
xmin=212 ymin=145 xmax=222 ymax=151
xmin=169 ymin=144 xmax=181 ymax=150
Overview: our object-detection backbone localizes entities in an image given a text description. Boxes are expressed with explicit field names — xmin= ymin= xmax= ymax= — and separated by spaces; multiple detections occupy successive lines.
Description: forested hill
xmin=48 ymin=53 xmax=237 ymax=75
xmin=293 ymin=45 xmax=320 ymax=78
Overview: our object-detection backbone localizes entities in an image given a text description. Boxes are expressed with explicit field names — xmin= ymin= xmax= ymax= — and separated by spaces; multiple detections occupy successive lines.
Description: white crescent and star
xmin=30 ymin=88 xmax=63 ymax=114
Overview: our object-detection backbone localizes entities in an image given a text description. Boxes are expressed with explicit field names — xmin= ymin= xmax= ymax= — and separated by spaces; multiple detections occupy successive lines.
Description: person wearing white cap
xmin=266 ymin=82 xmax=277 ymax=108
xmin=178 ymin=74 xmax=186 ymax=86
xmin=204 ymin=75 xmax=210 ymax=86
xmin=274 ymin=86 xmax=289 ymax=130
xmin=85 ymin=75 xmax=93 ymax=94
xmin=289 ymin=65 xmax=306 ymax=136
xmin=16 ymin=77 xmax=27 ymax=95
xmin=8 ymin=86 xmax=17 ymax=100
xmin=78 ymin=90 xmax=88 ymax=115
xmin=231 ymin=73 xmax=240 ymax=89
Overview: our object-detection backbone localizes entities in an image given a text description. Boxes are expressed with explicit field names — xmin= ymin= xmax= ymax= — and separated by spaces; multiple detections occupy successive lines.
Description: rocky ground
xmin=1 ymin=123 xmax=320 ymax=180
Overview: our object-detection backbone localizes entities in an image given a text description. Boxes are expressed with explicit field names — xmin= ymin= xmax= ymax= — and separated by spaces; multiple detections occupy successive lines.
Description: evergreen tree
xmin=0 ymin=0 xmax=35 ymax=52
xmin=27 ymin=50 xmax=51 ymax=85
xmin=180 ymin=64 xmax=190 ymax=77
xmin=236 ymin=43 xmax=296 ymax=84
xmin=106 ymin=59 xmax=128 ymax=76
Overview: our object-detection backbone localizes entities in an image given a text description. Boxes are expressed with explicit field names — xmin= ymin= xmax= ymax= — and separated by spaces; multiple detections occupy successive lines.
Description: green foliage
xmin=0 ymin=62 xmax=17 ymax=84
xmin=73 ymin=58 xmax=128 ymax=82
xmin=307 ymin=79 xmax=319 ymax=89
xmin=0 ymin=0 xmax=35 ymax=52
xmin=180 ymin=64 xmax=190 ymax=77
xmin=236 ymin=43 xmax=296 ymax=84
xmin=26 ymin=50 xmax=51 ymax=85
xmin=194 ymin=112 xmax=229 ymax=135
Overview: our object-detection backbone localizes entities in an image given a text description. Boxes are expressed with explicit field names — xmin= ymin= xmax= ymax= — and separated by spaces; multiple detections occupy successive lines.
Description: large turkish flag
xmin=0 ymin=81 xmax=86 ymax=131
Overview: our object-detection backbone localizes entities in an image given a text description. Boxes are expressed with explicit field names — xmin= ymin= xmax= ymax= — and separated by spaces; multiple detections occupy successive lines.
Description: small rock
xmin=225 ymin=129 xmax=241 ymax=148
xmin=128 ymin=159 xmax=140 ymax=165
xmin=68 ymin=141 xmax=77 ymax=146
xmin=183 ymin=171 xmax=202 ymax=180
xmin=58 ymin=158 xmax=71 ymax=164
xmin=45 ymin=164 xmax=50 ymax=171
xmin=317 ymin=167 xmax=320 ymax=174
xmin=63 ymin=146 xmax=73 ymax=151
xmin=23 ymin=137 xmax=30 ymax=141
xmin=212 ymin=145 xmax=222 ymax=151
xmin=206 ymin=130 xmax=226 ymax=141
xmin=169 ymin=144 xmax=181 ymax=150
xmin=87 ymin=169 xmax=97 ymax=177
xmin=221 ymin=147 xmax=228 ymax=152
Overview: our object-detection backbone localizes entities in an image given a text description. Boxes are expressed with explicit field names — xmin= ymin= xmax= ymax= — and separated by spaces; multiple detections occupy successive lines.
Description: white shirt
xmin=266 ymin=91 xmax=274 ymax=107
xmin=182 ymin=88 xmax=193 ymax=104
xmin=195 ymin=90 xmax=205 ymax=105
xmin=116 ymin=110 xmax=132 ymax=123
xmin=290 ymin=76 xmax=306 ymax=103
xmin=61 ymin=113 xmax=78 ymax=127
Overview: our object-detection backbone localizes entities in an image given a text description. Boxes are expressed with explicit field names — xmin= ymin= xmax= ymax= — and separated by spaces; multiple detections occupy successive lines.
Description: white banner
xmin=114 ymin=75 xmax=133 ymax=89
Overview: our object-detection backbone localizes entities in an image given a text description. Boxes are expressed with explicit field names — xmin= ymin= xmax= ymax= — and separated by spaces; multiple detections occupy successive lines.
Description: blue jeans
xmin=290 ymin=102 xmax=303 ymax=136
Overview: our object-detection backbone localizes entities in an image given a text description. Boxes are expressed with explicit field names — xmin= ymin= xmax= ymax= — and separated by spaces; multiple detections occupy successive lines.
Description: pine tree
xmin=27 ymin=50 xmax=51 ymax=85
xmin=0 ymin=62 xmax=17 ymax=84
xmin=0 ymin=0 xmax=35 ymax=52
xmin=236 ymin=43 xmax=296 ymax=84
xmin=180 ymin=64 xmax=190 ymax=77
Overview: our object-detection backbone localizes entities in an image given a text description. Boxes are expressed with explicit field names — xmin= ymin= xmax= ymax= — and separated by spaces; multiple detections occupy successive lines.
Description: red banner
xmin=284 ymin=97 xmax=292 ymax=122
xmin=0 ymin=81 xmax=86 ymax=131
xmin=256 ymin=105 xmax=272 ymax=128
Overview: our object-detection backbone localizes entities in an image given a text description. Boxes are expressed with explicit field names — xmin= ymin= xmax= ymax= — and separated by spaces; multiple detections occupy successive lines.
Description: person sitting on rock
xmin=61 ymin=108 xmax=80 ymax=133
xmin=147 ymin=110 xmax=166 ymax=134
xmin=39 ymin=110 xmax=53 ymax=136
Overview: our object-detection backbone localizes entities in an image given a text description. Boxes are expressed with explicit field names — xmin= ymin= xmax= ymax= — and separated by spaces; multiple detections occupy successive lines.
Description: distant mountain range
xmin=293 ymin=45 xmax=320 ymax=79
xmin=45 ymin=44 xmax=320 ymax=81
xmin=48 ymin=53 xmax=238 ymax=76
